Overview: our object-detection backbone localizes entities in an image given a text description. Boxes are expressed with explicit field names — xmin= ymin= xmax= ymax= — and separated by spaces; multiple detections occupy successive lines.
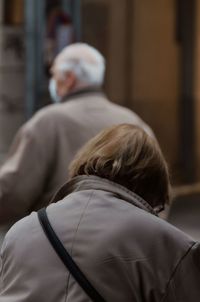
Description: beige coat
xmin=1 ymin=175 xmax=200 ymax=302
xmin=0 ymin=89 xmax=153 ymax=225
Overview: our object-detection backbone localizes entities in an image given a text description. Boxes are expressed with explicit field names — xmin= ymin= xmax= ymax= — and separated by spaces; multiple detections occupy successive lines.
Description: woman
xmin=0 ymin=124 xmax=200 ymax=301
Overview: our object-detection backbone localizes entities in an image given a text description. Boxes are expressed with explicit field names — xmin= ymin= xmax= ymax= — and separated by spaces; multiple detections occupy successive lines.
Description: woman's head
xmin=69 ymin=124 xmax=171 ymax=209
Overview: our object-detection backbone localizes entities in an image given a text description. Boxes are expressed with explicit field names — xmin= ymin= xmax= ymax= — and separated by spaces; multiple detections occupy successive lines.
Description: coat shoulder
xmin=133 ymin=207 xmax=195 ymax=249
xmin=1 ymin=212 xmax=41 ymax=258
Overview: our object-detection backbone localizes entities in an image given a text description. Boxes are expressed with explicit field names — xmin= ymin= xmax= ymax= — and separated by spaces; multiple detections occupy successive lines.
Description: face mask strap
xmin=49 ymin=78 xmax=62 ymax=103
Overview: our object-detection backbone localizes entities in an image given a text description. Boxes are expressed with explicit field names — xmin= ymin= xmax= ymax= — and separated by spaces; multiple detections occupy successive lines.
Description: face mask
xmin=49 ymin=78 xmax=62 ymax=103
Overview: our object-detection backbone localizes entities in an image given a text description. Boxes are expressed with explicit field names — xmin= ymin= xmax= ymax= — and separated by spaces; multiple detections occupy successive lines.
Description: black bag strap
xmin=37 ymin=208 xmax=106 ymax=302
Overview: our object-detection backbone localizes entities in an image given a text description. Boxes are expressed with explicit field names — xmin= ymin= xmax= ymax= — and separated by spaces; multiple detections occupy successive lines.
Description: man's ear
xmin=65 ymin=71 xmax=77 ymax=90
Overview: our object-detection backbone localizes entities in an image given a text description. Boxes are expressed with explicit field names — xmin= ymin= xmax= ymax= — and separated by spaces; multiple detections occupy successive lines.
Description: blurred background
xmin=0 ymin=0 xmax=200 ymax=239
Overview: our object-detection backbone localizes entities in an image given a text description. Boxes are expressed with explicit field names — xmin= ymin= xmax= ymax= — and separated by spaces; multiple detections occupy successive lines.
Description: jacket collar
xmin=51 ymin=175 xmax=158 ymax=216
xmin=62 ymin=87 xmax=105 ymax=102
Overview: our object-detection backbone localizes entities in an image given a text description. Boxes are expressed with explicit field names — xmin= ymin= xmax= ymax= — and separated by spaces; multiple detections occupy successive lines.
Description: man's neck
xmin=62 ymin=86 xmax=103 ymax=102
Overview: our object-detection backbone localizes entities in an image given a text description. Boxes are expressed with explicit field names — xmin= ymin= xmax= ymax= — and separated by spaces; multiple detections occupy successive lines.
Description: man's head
xmin=49 ymin=43 xmax=105 ymax=102
xmin=69 ymin=124 xmax=171 ymax=211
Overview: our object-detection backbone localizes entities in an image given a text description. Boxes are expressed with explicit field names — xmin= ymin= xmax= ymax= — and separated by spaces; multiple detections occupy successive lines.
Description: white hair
xmin=54 ymin=43 xmax=105 ymax=87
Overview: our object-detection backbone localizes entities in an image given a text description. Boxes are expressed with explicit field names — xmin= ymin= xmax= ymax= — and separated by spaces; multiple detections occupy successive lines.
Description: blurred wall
xmin=195 ymin=0 xmax=200 ymax=180
xmin=130 ymin=0 xmax=181 ymax=177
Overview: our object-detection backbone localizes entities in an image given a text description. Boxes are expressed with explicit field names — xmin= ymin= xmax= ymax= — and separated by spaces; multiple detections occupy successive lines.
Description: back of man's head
xmin=53 ymin=43 xmax=105 ymax=87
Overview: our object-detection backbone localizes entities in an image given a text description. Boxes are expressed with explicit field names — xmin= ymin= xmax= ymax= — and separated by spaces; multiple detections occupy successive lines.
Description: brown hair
xmin=69 ymin=124 xmax=170 ymax=208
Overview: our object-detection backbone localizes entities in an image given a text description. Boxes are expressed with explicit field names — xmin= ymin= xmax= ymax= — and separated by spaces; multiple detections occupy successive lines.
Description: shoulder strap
xmin=37 ymin=208 xmax=106 ymax=302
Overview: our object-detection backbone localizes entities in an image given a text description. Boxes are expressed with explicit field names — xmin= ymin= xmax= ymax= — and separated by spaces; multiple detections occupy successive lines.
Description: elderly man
xmin=0 ymin=43 xmax=153 ymax=225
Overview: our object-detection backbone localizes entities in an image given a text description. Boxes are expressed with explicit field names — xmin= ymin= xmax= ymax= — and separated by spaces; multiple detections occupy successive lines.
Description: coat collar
xmin=62 ymin=87 xmax=105 ymax=102
xmin=50 ymin=175 xmax=158 ymax=216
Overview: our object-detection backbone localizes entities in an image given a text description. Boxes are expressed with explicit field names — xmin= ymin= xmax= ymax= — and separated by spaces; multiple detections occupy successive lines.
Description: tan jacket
xmin=0 ymin=89 xmax=153 ymax=225
xmin=1 ymin=175 xmax=200 ymax=302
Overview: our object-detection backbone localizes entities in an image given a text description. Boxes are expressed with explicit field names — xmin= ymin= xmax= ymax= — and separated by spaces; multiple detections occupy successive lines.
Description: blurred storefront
xmin=0 ymin=0 xmax=199 ymax=186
